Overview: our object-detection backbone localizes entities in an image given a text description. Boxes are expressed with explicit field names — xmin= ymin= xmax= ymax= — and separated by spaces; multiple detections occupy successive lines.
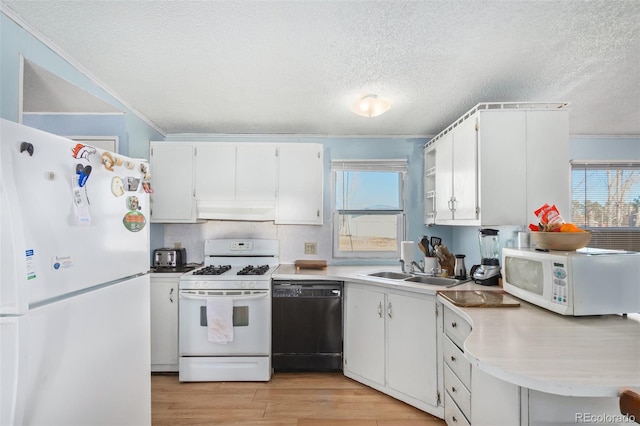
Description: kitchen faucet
xmin=410 ymin=261 xmax=425 ymax=274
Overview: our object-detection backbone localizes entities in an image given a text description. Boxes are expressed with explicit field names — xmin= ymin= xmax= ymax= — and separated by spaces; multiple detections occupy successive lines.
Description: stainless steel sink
xmin=404 ymin=275 xmax=463 ymax=286
xmin=367 ymin=271 xmax=413 ymax=280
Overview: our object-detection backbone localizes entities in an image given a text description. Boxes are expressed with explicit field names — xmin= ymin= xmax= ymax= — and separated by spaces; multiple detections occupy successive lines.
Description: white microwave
xmin=502 ymin=247 xmax=640 ymax=316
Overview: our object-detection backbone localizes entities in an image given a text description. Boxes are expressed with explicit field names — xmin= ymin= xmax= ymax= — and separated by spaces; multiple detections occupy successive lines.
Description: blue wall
xmin=1 ymin=12 xmax=164 ymax=156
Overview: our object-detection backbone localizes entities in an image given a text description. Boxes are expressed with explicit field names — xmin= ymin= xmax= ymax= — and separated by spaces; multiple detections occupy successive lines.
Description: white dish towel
xmin=206 ymin=298 xmax=234 ymax=344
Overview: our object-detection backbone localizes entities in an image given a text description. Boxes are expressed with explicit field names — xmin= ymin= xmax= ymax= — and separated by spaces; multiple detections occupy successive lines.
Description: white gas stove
xmin=178 ymin=239 xmax=278 ymax=382
xmin=179 ymin=239 xmax=279 ymax=290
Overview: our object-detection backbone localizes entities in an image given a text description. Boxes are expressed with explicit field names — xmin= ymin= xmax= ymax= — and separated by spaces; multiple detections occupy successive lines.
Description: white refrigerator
xmin=0 ymin=119 xmax=152 ymax=425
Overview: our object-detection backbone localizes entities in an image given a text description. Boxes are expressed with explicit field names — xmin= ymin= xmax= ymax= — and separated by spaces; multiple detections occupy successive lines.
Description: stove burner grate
xmin=193 ymin=265 xmax=232 ymax=276
xmin=237 ymin=265 xmax=270 ymax=276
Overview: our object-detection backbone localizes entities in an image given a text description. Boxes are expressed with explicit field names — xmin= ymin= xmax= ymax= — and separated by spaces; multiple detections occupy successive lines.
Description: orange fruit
xmin=559 ymin=223 xmax=583 ymax=232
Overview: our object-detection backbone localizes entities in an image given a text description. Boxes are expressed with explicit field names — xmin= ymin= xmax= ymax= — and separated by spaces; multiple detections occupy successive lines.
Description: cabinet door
xmin=194 ymin=143 xmax=236 ymax=201
xmin=236 ymin=144 xmax=277 ymax=201
xmin=150 ymin=143 xmax=196 ymax=222
xmin=344 ymin=285 xmax=385 ymax=386
xmin=434 ymin=133 xmax=454 ymax=223
xmin=451 ymin=117 xmax=478 ymax=221
xmin=387 ymin=292 xmax=438 ymax=405
xmin=150 ymin=276 xmax=179 ymax=371
xmin=275 ymin=144 xmax=323 ymax=224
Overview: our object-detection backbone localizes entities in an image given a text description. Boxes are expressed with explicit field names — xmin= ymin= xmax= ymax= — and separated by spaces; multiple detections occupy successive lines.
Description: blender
xmin=472 ymin=228 xmax=501 ymax=286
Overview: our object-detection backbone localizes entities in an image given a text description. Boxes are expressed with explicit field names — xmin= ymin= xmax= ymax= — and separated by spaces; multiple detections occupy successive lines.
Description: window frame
xmin=331 ymin=159 xmax=407 ymax=259
xmin=570 ymin=161 xmax=640 ymax=251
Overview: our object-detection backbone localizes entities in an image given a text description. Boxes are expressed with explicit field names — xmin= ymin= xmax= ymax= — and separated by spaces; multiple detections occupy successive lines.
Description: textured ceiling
xmin=3 ymin=0 xmax=640 ymax=136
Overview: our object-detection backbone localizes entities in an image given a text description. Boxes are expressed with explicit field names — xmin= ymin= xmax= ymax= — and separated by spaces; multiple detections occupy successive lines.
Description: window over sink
xmin=332 ymin=159 xmax=407 ymax=259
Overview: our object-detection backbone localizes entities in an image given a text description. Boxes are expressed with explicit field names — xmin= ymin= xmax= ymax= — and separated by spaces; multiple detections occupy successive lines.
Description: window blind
xmin=570 ymin=161 xmax=640 ymax=251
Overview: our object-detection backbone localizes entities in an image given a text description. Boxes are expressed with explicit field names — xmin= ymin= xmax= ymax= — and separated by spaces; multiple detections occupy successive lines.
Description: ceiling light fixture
xmin=351 ymin=94 xmax=391 ymax=118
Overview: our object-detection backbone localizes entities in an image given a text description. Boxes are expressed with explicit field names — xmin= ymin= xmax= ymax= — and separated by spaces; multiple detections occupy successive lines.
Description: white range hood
xmin=196 ymin=200 xmax=275 ymax=221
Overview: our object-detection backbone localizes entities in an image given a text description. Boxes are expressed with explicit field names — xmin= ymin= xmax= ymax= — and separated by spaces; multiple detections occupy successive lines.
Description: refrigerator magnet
xmin=142 ymin=181 xmax=154 ymax=193
xmin=20 ymin=141 xmax=35 ymax=156
xmin=125 ymin=177 xmax=141 ymax=192
xmin=101 ymin=152 xmax=123 ymax=171
xmin=126 ymin=195 xmax=140 ymax=211
xmin=71 ymin=143 xmax=96 ymax=160
xmin=76 ymin=164 xmax=92 ymax=187
xmin=122 ymin=210 xmax=146 ymax=232
xmin=111 ymin=176 xmax=125 ymax=197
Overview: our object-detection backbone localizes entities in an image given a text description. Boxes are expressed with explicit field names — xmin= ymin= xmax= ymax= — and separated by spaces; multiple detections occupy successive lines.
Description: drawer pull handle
xmin=451 ymin=386 xmax=456 ymax=393
xmin=378 ymin=302 xmax=382 ymax=318
xmin=451 ymin=355 xmax=456 ymax=362
xmin=451 ymin=322 xmax=457 ymax=328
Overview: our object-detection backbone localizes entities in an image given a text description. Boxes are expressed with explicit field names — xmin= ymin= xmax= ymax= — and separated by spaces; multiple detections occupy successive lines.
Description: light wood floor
xmin=152 ymin=372 xmax=446 ymax=426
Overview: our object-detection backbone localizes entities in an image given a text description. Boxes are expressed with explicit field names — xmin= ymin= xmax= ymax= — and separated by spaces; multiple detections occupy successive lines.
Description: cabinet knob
xmin=451 ymin=322 xmax=457 ymax=328
xmin=451 ymin=386 xmax=456 ymax=393
xmin=452 ymin=415 xmax=458 ymax=422
xmin=451 ymin=355 xmax=456 ymax=362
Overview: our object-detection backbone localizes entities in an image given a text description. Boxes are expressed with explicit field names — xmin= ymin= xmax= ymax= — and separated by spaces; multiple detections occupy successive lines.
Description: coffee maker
xmin=471 ymin=228 xmax=501 ymax=286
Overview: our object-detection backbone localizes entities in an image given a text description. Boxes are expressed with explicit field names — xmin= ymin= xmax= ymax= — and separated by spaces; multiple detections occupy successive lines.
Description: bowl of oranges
xmin=530 ymin=224 xmax=592 ymax=251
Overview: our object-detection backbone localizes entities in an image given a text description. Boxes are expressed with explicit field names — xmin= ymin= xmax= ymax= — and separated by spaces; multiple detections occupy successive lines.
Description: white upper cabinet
xmin=194 ymin=143 xmax=277 ymax=221
xmin=149 ymin=142 xmax=198 ymax=223
xmin=150 ymin=141 xmax=323 ymax=224
xmin=275 ymin=143 xmax=323 ymax=225
xmin=194 ymin=143 xmax=236 ymax=201
xmin=425 ymin=103 xmax=569 ymax=226
xmin=236 ymin=145 xmax=277 ymax=202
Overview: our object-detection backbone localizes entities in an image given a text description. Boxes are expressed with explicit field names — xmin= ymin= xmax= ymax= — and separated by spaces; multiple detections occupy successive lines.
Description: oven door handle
xmin=179 ymin=291 xmax=269 ymax=301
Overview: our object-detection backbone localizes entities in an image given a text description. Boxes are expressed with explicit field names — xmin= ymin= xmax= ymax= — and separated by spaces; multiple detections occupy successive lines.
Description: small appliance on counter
xmin=153 ymin=247 xmax=187 ymax=268
xmin=502 ymin=247 xmax=640 ymax=315
xmin=454 ymin=254 xmax=467 ymax=280
xmin=471 ymin=228 xmax=501 ymax=286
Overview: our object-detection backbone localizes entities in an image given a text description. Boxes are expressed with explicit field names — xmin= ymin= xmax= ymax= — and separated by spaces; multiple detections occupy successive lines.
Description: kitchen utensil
xmin=530 ymin=231 xmax=592 ymax=251
xmin=421 ymin=236 xmax=431 ymax=255
xmin=417 ymin=241 xmax=428 ymax=256
xmin=430 ymin=236 xmax=441 ymax=250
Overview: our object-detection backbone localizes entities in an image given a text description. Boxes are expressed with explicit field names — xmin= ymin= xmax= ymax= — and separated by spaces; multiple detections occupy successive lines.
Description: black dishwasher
xmin=272 ymin=280 xmax=343 ymax=372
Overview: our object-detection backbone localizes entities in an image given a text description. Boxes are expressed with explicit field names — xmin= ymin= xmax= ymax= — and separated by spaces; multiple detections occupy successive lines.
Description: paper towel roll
xmin=401 ymin=241 xmax=415 ymax=264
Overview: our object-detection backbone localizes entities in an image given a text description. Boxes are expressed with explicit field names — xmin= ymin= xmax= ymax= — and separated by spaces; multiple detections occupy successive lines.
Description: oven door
xmin=179 ymin=289 xmax=270 ymax=356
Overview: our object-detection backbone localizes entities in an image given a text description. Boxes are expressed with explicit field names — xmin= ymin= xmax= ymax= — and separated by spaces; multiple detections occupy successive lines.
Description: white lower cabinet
xmin=150 ymin=273 xmax=180 ymax=372
xmin=344 ymin=283 xmax=441 ymax=416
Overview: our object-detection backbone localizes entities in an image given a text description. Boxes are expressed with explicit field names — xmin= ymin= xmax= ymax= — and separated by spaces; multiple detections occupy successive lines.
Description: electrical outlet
xmin=174 ymin=242 xmax=182 ymax=249
xmin=304 ymin=242 xmax=317 ymax=255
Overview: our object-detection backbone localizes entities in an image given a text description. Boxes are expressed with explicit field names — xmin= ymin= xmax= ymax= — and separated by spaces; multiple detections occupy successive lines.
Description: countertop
xmin=438 ymin=292 xmax=640 ymax=397
xmin=273 ymin=263 xmax=640 ymax=397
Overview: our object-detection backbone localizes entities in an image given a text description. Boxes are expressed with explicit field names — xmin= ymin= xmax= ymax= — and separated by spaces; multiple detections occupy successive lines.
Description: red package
xmin=534 ymin=203 xmax=564 ymax=225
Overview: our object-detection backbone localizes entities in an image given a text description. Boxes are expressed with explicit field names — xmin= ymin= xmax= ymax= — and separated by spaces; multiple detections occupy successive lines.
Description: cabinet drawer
xmin=444 ymin=391 xmax=471 ymax=426
xmin=444 ymin=335 xmax=471 ymax=388
xmin=443 ymin=307 xmax=471 ymax=349
xmin=444 ymin=364 xmax=471 ymax=420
